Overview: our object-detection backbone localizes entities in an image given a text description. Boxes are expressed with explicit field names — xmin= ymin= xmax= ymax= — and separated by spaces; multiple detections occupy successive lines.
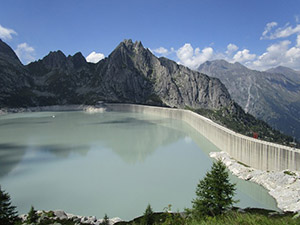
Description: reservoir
xmin=0 ymin=110 xmax=278 ymax=220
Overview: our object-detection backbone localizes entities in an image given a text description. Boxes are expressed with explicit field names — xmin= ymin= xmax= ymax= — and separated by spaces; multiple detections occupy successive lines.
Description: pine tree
xmin=0 ymin=185 xmax=19 ymax=225
xmin=192 ymin=159 xmax=237 ymax=217
xmin=101 ymin=213 xmax=109 ymax=225
xmin=142 ymin=204 xmax=154 ymax=225
xmin=26 ymin=206 xmax=39 ymax=224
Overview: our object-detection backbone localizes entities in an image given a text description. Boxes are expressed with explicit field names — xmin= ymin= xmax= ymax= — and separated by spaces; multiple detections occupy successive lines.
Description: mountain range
xmin=0 ymin=39 xmax=231 ymax=110
xmin=0 ymin=39 xmax=296 ymax=146
xmin=198 ymin=60 xmax=300 ymax=141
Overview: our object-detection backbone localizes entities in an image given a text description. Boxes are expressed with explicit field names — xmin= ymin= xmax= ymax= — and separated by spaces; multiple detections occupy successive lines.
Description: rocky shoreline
xmin=210 ymin=151 xmax=300 ymax=212
xmin=19 ymin=210 xmax=122 ymax=225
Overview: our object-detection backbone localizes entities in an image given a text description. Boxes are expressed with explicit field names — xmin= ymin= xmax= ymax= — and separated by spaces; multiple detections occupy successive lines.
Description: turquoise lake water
xmin=0 ymin=111 xmax=278 ymax=220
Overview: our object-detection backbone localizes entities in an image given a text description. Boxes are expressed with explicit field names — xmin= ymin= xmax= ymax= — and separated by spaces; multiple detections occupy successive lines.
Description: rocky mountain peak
xmin=68 ymin=52 xmax=87 ymax=69
xmin=42 ymin=50 xmax=67 ymax=68
xmin=116 ymin=39 xmax=145 ymax=54
xmin=0 ymin=39 xmax=22 ymax=64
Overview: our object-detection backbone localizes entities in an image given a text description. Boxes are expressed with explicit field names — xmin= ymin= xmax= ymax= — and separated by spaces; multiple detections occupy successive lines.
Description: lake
xmin=0 ymin=110 xmax=278 ymax=220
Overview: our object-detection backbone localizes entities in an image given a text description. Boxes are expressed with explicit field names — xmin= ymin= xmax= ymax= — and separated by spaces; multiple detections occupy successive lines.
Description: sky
xmin=1 ymin=0 xmax=300 ymax=71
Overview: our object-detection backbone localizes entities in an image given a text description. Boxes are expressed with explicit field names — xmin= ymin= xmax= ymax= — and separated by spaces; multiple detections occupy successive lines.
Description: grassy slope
xmin=115 ymin=210 xmax=299 ymax=225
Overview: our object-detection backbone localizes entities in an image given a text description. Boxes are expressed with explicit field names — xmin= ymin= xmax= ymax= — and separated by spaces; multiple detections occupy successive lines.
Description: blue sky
xmin=1 ymin=0 xmax=300 ymax=70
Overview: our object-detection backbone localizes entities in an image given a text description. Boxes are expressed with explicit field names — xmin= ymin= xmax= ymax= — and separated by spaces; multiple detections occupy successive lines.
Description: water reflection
xmin=0 ymin=144 xmax=25 ymax=178
xmin=0 ymin=112 xmax=187 ymax=174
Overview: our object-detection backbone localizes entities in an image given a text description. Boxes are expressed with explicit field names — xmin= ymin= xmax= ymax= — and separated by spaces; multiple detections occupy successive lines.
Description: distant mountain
xmin=198 ymin=60 xmax=300 ymax=141
xmin=0 ymin=39 xmax=296 ymax=146
xmin=266 ymin=66 xmax=300 ymax=84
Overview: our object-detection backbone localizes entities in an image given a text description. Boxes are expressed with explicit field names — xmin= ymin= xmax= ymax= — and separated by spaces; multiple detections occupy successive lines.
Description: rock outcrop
xmin=19 ymin=210 xmax=122 ymax=225
xmin=210 ymin=151 xmax=300 ymax=212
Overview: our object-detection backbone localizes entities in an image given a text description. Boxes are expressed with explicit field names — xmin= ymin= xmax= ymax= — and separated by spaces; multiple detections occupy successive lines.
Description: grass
xmin=284 ymin=170 xmax=297 ymax=176
xmin=116 ymin=210 xmax=299 ymax=225
xmin=187 ymin=211 xmax=299 ymax=225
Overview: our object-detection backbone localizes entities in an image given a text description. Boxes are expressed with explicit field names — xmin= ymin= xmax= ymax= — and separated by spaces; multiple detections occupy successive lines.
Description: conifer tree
xmin=101 ymin=213 xmax=109 ymax=225
xmin=0 ymin=185 xmax=19 ymax=225
xmin=142 ymin=204 xmax=154 ymax=225
xmin=192 ymin=159 xmax=237 ymax=217
xmin=26 ymin=206 xmax=39 ymax=224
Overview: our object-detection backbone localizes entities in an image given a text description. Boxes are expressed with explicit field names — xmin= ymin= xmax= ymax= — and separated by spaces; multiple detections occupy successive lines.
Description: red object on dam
xmin=253 ymin=132 xmax=258 ymax=139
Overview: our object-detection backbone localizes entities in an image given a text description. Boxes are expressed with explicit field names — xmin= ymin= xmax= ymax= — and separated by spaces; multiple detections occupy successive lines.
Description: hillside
xmin=198 ymin=60 xmax=300 ymax=141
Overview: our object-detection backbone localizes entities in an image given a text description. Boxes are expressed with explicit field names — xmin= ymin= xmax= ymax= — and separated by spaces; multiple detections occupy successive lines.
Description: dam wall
xmin=106 ymin=103 xmax=300 ymax=171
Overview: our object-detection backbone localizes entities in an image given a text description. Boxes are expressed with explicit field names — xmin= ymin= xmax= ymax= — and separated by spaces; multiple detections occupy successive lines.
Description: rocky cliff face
xmin=94 ymin=39 xmax=232 ymax=109
xmin=198 ymin=60 xmax=300 ymax=140
xmin=0 ymin=39 xmax=233 ymax=111
xmin=0 ymin=39 xmax=33 ymax=107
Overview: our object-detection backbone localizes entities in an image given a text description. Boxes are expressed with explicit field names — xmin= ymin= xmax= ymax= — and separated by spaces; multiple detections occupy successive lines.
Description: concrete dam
xmin=106 ymin=103 xmax=300 ymax=171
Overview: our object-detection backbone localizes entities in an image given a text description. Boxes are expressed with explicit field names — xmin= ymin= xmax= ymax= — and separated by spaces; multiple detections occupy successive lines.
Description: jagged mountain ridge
xmin=1 ymin=39 xmax=232 ymax=110
xmin=198 ymin=59 xmax=300 ymax=140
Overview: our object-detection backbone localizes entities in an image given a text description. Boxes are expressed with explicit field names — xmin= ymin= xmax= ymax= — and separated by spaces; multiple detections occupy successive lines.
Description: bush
xmin=191 ymin=160 xmax=237 ymax=218
xmin=162 ymin=205 xmax=185 ymax=225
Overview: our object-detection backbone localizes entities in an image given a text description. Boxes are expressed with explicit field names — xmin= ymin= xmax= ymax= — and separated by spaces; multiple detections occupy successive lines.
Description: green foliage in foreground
xmin=101 ymin=213 xmax=109 ymax=225
xmin=26 ymin=206 xmax=38 ymax=224
xmin=187 ymin=211 xmax=300 ymax=225
xmin=115 ymin=210 xmax=300 ymax=225
xmin=141 ymin=204 xmax=154 ymax=225
xmin=0 ymin=186 xmax=19 ymax=225
xmin=190 ymin=160 xmax=237 ymax=218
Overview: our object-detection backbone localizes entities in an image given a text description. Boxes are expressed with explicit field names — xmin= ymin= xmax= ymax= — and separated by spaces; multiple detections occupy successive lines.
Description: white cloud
xmin=249 ymin=40 xmax=300 ymax=70
xmin=86 ymin=51 xmax=105 ymax=63
xmin=226 ymin=43 xmax=238 ymax=55
xmin=150 ymin=47 xmax=175 ymax=57
xmin=177 ymin=43 xmax=214 ymax=69
xmin=15 ymin=43 xmax=35 ymax=64
xmin=297 ymin=34 xmax=300 ymax=47
xmin=261 ymin=22 xmax=278 ymax=39
xmin=156 ymin=20 xmax=300 ymax=71
xmin=152 ymin=47 xmax=169 ymax=55
xmin=233 ymin=49 xmax=256 ymax=63
xmin=0 ymin=24 xmax=17 ymax=41
xmin=174 ymin=37 xmax=300 ymax=71
xmin=261 ymin=22 xmax=300 ymax=40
